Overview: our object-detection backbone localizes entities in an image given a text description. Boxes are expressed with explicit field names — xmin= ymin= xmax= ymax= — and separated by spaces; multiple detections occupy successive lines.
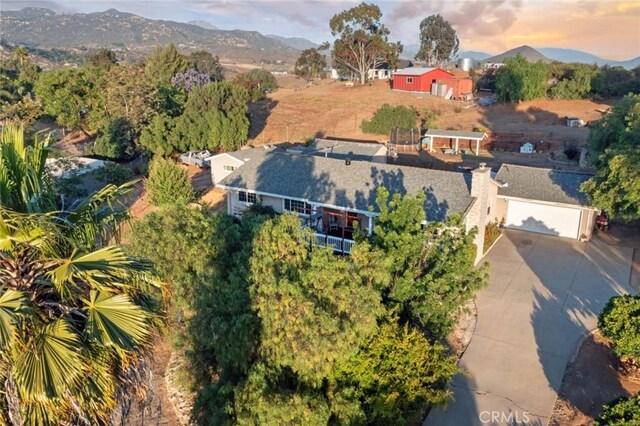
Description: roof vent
xmin=345 ymin=158 xmax=351 ymax=166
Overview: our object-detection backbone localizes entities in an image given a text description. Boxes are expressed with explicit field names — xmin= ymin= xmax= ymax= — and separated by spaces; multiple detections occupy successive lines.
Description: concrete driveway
xmin=426 ymin=230 xmax=634 ymax=426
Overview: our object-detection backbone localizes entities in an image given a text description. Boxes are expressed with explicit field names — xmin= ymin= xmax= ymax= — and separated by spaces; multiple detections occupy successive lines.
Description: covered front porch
xmin=302 ymin=206 xmax=373 ymax=254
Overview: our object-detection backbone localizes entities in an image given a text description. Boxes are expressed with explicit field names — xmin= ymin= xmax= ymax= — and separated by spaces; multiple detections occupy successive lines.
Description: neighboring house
xmin=366 ymin=60 xmax=414 ymax=81
xmin=213 ymin=147 xmax=598 ymax=262
xmin=391 ymin=67 xmax=454 ymax=93
xmin=493 ymin=164 xmax=598 ymax=240
xmin=483 ymin=62 xmax=505 ymax=69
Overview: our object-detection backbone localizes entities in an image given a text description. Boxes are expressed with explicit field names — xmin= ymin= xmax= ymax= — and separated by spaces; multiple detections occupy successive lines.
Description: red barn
xmin=391 ymin=67 xmax=453 ymax=92
xmin=435 ymin=77 xmax=474 ymax=99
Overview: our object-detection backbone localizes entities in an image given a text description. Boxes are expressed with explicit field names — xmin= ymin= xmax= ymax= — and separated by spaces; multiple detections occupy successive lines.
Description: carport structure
xmin=422 ymin=129 xmax=488 ymax=155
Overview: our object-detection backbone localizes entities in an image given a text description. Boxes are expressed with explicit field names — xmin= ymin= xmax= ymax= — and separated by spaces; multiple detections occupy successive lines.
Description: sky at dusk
xmin=2 ymin=0 xmax=640 ymax=60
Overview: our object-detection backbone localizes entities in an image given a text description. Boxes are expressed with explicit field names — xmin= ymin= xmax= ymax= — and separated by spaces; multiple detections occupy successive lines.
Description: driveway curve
xmin=426 ymin=230 xmax=634 ymax=426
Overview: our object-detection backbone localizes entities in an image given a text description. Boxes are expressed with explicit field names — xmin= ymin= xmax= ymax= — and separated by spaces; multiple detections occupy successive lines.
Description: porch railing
xmin=312 ymin=232 xmax=354 ymax=254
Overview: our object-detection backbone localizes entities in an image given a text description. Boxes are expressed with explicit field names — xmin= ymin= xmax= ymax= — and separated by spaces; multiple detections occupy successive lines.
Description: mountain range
xmin=1 ymin=7 xmax=638 ymax=69
xmin=406 ymin=44 xmax=638 ymax=69
xmin=459 ymin=46 xmax=639 ymax=69
xmin=266 ymin=35 xmax=319 ymax=51
xmin=0 ymin=7 xmax=300 ymax=64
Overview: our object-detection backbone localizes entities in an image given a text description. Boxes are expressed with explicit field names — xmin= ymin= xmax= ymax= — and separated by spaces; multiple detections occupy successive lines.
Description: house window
xmin=406 ymin=77 xmax=413 ymax=83
xmin=239 ymin=191 xmax=257 ymax=204
xmin=284 ymin=198 xmax=310 ymax=214
xmin=223 ymin=164 xmax=236 ymax=172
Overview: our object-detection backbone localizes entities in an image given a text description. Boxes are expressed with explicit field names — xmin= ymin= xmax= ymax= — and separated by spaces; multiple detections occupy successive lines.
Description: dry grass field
xmin=249 ymin=77 xmax=610 ymax=147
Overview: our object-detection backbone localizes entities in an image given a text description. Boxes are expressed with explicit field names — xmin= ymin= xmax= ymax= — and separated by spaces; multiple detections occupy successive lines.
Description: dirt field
xmin=550 ymin=333 xmax=640 ymax=425
xmin=251 ymin=78 xmax=609 ymax=148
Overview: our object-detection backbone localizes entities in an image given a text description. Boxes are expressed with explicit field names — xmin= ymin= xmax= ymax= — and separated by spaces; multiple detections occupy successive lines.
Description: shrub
xmin=361 ymin=104 xmax=417 ymax=135
xmin=93 ymin=117 xmax=136 ymax=160
xmin=243 ymin=203 xmax=277 ymax=219
xmin=564 ymin=143 xmax=580 ymax=161
xmin=598 ymin=295 xmax=640 ymax=360
xmin=91 ymin=162 xmax=135 ymax=185
xmin=596 ymin=394 xmax=640 ymax=426
xmin=420 ymin=107 xmax=440 ymax=130
xmin=145 ymin=157 xmax=194 ymax=208
xmin=483 ymin=221 xmax=501 ymax=253
xmin=233 ymin=69 xmax=278 ymax=101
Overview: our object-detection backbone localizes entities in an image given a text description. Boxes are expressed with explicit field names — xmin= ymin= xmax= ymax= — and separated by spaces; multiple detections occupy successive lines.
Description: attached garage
xmin=494 ymin=165 xmax=599 ymax=241
xmin=505 ymin=199 xmax=582 ymax=238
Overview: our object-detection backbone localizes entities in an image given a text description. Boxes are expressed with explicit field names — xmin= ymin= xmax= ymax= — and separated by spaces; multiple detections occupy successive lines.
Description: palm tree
xmin=0 ymin=125 xmax=164 ymax=424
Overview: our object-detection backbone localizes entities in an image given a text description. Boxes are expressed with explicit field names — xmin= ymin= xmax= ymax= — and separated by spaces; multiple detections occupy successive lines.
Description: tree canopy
xmin=294 ymin=46 xmax=328 ymax=81
xmin=86 ymin=48 xmax=117 ymax=68
xmin=144 ymin=43 xmax=191 ymax=85
xmin=415 ymin=14 xmax=459 ymax=66
xmin=189 ymin=50 xmax=224 ymax=82
xmin=233 ymin=69 xmax=278 ymax=102
xmin=34 ymin=67 xmax=103 ymax=132
xmin=581 ymin=94 xmax=640 ymax=219
xmin=495 ymin=55 xmax=548 ymax=102
xmin=330 ymin=3 xmax=401 ymax=84
xmin=131 ymin=184 xmax=485 ymax=424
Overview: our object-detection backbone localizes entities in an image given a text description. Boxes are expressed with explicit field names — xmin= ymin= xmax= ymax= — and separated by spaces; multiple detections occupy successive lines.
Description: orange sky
xmin=455 ymin=1 xmax=640 ymax=59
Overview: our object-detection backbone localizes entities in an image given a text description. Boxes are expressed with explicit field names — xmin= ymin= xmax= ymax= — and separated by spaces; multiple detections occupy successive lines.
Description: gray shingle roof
xmin=225 ymin=147 xmax=276 ymax=162
xmin=495 ymin=164 xmax=593 ymax=207
xmin=218 ymin=151 xmax=474 ymax=221
xmin=302 ymin=139 xmax=385 ymax=162
xmin=424 ymin=129 xmax=487 ymax=140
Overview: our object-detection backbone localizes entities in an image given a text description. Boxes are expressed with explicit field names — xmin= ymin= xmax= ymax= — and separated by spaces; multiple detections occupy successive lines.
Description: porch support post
xmin=476 ymin=139 xmax=480 ymax=155
xmin=368 ymin=215 xmax=373 ymax=236
xmin=455 ymin=137 xmax=459 ymax=154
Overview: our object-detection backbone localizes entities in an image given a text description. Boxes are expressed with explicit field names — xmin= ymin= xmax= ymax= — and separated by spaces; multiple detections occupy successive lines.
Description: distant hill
xmin=188 ymin=20 xmax=218 ymax=30
xmin=483 ymin=45 xmax=550 ymax=63
xmin=0 ymin=7 xmax=300 ymax=64
xmin=266 ymin=35 xmax=318 ymax=51
xmin=537 ymin=47 xmax=640 ymax=69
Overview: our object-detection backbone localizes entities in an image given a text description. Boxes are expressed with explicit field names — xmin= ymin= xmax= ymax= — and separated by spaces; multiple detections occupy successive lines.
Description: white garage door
xmin=506 ymin=200 xmax=582 ymax=239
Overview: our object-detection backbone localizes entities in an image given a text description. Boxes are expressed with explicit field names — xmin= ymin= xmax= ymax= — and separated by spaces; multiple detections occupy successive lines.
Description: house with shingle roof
xmin=211 ymin=140 xmax=598 ymax=261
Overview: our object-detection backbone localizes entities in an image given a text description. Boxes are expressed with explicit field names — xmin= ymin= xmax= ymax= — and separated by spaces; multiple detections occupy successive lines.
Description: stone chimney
xmin=468 ymin=163 xmax=492 ymax=264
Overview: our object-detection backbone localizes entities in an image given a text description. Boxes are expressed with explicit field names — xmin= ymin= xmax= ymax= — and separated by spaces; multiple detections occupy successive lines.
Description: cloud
xmin=447 ymin=0 xmax=522 ymax=38
xmin=388 ymin=0 xmax=445 ymax=23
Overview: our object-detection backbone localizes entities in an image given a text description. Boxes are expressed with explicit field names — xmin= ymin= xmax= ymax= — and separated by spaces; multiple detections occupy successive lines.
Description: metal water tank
xmin=458 ymin=57 xmax=473 ymax=72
